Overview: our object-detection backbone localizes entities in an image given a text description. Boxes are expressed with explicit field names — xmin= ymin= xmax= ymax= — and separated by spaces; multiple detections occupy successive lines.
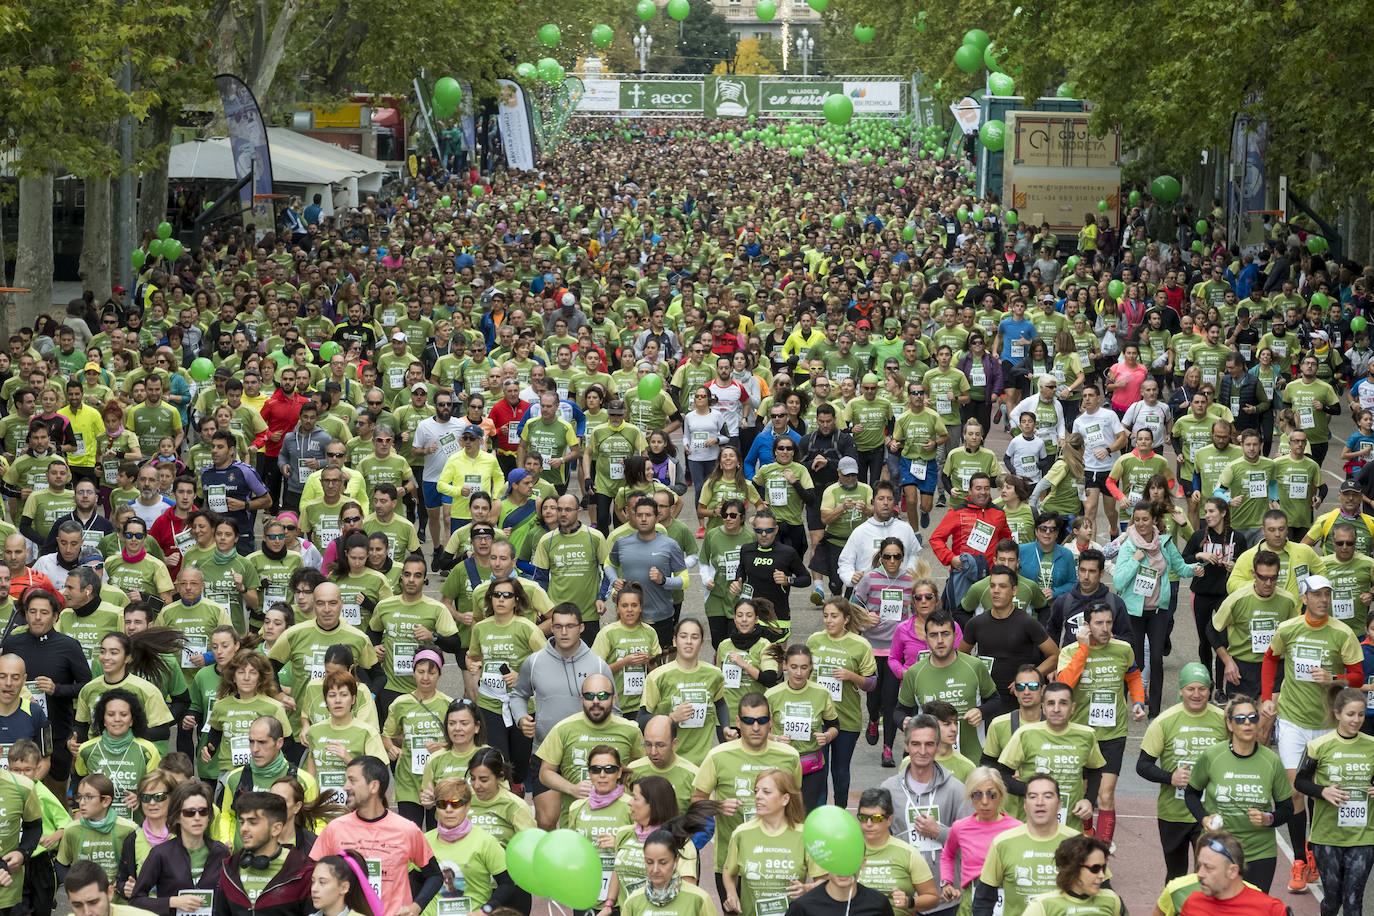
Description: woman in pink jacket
xmin=938 ymin=767 xmax=1022 ymax=912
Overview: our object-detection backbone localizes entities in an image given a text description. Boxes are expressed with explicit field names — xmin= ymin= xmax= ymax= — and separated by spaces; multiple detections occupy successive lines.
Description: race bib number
xmin=388 ymin=368 xmax=405 ymax=389
xmin=622 ymin=667 xmax=645 ymax=697
xmin=1246 ymin=475 xmax=1267 ymax=499
xmin=691 ymin=430 xmax=709 ymax=452
xmin=755 ymin=897 xmax=788 ymax=916
xmin=1293 ymin=646 xmax=1324 ymax=682
xmin=970 ymin=366 xmax=986 ymax=387
xmin=967 ymin=520 xmax=995 ymax=553
xmin=609 ymin=458 xmax=624 ymax=480
xmin=1339 ymin=800 xmax=1368 ymax=828
xmin=463 ymin=473 xmax=483 ymax=492
xmin=879 ymin=588 xmax=905 ymax=623
xmin=318 ymin=771 xmax=347 ymax=806
xmin=767 ymin=478 xmax=788 ymax=506
xmin=410 ymin=738 xmax=431 ymax=776
xmin=25 ymin=682 xmax=45 ymax=717
xmin=1011 ymin=342 xmax=1025 ymax=359
xmin=207 ymin=484 xmax=228 ymax=513
xmin=341 ymin=601 xmax=362 ymax=626
xmin=1288 ymin=479 xmax=1308 ymax=500
xmin=782 ymin=716 xmax=811 ymax=743
xmin=392 ymin=641 xmax=418 ymax=676
xmin=1298 ymin=407 xmax=1315 ymax=429
xmin=1133 ymin=565 xmax=1160 ymax=597
xmin=723 ymin=662 xmax=743 ymax=689
xmin=308 ymin=650 xmax=327 ymax=681
xmin=905 ymin=804 xmax=941 ymax=852
xmin=1088 ymin=690 xmax=1116 ymax=728
xmin=73 ymin=432 xmax=86 ymax=456
xmin=177 ymin=890 xmax=212 ymax=916
xmin=230 ymin=735 xmax=251 ymax=767
xmin=1251 ymin=617 xmax=1276 ymax=656
xmin=479 ymin=663 xmax=508 ymax=697
xmin=682 ymin=701 xmax=707 ymax=728
xmin=297 ymin=464 xmax=311 ymax=484
xmin=935 ymin=395 xmax=951 ymax=415
xmin=1334 ymin=592 xmax=1356 ymax=620
xmin=364 ymin=859 xmax=383 ymax=899
xmin=818 ymin=675 xmax=842 ymax=702
xmin=102 ymin=458 xmax=120 ymax=485
xmin=910 ymin=459 xmax=928 ymax=480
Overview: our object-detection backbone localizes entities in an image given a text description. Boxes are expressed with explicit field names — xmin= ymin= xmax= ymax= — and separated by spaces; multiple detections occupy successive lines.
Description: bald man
xmin=532 ymin=672 xmax=644 ymax=829
xmin=266 ymin=581 xmax=382 ymax=694
xmin=159 ymin=567 xmax=231 ymax=678
xmin=5 ymin=533 xmax=51 ymax=599
xmin=628 ymin=714 xmax=699 ymax=811
xmin=0 ymin=654 xmax=49 ymax=777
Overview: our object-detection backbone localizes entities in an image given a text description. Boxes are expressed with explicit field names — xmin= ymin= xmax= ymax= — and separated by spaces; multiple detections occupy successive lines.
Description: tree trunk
xmin=80 ymin=174 xmax=112 ymax=302
xmin=137 ymin=106 xmax=174 ymax=241
xmin=248 ymin=0 xmax=301 ymax=112
xmin=14 ymin=172 xmax=55 ymax=324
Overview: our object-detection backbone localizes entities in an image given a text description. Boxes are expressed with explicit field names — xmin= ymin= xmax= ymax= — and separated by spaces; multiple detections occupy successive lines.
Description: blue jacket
xmin=1017 ymin=543 xmax=1077 ymax=599
xmin=1112 ymin=538 xmax=1196 ymax=616
xmin=743 ymin=426 xmax=802 ymax=480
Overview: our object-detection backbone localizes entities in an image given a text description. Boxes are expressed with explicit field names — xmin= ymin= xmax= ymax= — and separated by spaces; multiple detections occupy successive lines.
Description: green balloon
xmin=1108 ymin=279 xmax=1125 ymax=299
xmin=1056 ymin=82 xmax=1075 ymax=98
xmin=666 ymin=0 xmax=689 ymax=20
xmin=636 ymin=0 xmax=655 ymax=20
xmin=953 ymin=44 xmax=981 ymax=73
xmin=803 ymin=806 xmax=864 ymax=876
xmin=1065 ymin=255 xmax=1079 ymax=270
xmin=1098 ymin=200 xmax=1108 ymax=213
xmin=537 ymin=57 xmax=564 ymax=84
xmin=535 ymin=188 xmax=547 ymax=202
xmin=189 ymin=358 xmax=215 ymax=382
xmin=1191 ymin=240 xmax=1204 ymax=253
xmin=318 ymin=341 xmax=341 ymax=362
xmin=956 ymin=206 xmax=969 ymax=222
xmin=832 ymin=214 xmax=845 ymax=229
xmin=853 ymin=24 xmax=875 ymax=42
xmin=439 ymin=195 xmax=451 ymax=207
xmin=1310 ymin=292 xmax=1331 ymax=308
xmin=806 ymin=0 xmax=827 ymax=9
xmin=163 ymin=238 xmax=183 ymax=261
xmin=756 ymin=0 xmax=776 ymax=19
xmin=637 ymin=373 xmax=663 ymax=400
xmin=156 ymin=221 xmax=172 ymax=240
xmin=1353 ymin=316 xmax=1367 ymax=333
xmin=983 ymin=42 xmax=1006 ymax=73
xmin=591 ymin=24 xmax=613 ymax=47
xmin=506 ymin=829 xmax=548 ymax=898
xmin=433 ymin=77 xmax=462 ymax=111
xmin=130 ymin=249 xmax=146 ymax=270
xmin=536 ymin=830 xmax=604 ymax=910
xmin=515 ymin=62 xmax=537 ymax=81
xmin=148 ymin=238 xmax=164 ymax=259
xmin=1129 ymin=190 xmax=1141 ymax=207
xmin=988 ymin=72 xmax=1015 ymax=95
xmin=538 ymin=23 xmax=560 ymax=47
xmin=1195 ymin=219 xmax=1208 ymax=235
xmin=979 ymin=119 xmax=1005 ymax=151
xmin=902 ymin=224 xmax=915 ymax=241
xmin=1151 ymin=175 xmax=1181 ymax=203
xmin=1005 ymin=210 xmax=1018 ymax=226
xmin=893 ymin=176 xmax=905 ymax=188
xmin=971 ymin=206 xmax=985 ymax=221
xmin=822 ymin=93 xmax=853 ymax=126
xmin=963 ymin=29 xmax=991 ymax=51
xmin=471 ymin=185 xmax=484 ymax=197
xmin=1308 ymin=236 xmax=1326 ymax=255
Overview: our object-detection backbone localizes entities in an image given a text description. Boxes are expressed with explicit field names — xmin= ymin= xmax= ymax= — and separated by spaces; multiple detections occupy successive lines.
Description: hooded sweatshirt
xmin=837 ymin=514 xmax=923 ymax=585
xmin=880 ymin=761 xmax=974 ymax=915
xmin=510 ymin=637 xmax=614 ymax=751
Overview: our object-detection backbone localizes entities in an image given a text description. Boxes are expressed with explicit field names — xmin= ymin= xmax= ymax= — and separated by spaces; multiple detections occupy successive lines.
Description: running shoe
xmin=1288 ymin=859 xmax=1308 ymax=893
xmin=881 ymin=746 xmax=895 ymax=767
xmin=866 ymin=722 xmax=879 ymax=745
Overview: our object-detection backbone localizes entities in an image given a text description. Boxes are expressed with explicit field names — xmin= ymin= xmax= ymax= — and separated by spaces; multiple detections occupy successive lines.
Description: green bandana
xmin=250 ymin=752 xmax=290 ymax=787
xmin=211 ymin=547 xmax=239 ymax=565
xmin=82 ymin=809 xmax=119 ymax=834
xmin=100 ymin=731 xmax=135 ymax=755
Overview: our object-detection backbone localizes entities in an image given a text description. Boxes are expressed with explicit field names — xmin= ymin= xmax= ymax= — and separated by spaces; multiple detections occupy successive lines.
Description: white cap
xmin=391 ymin=330 xmax=407 ymax=342
xmin=561 ymin=292 xmax=576 ymax=307
xmin=1301 ymin=574 xmax=1333 ymax=594
xmin=837 ymin=456 xmax=859 ymax=475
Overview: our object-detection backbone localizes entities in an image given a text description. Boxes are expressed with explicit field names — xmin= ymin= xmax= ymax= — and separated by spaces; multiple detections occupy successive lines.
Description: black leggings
xmin=1310 ymin=843 xmax=1374 ymax=916
xmin=397 ymin=800 xmax=436 ymax=832
xmin=1190 ymin=591 xmax=1227 ymax=686
xmin=865 ymin=658 xmax=900 ymax=748
xmin=1243 ymin=856 xmax=1277 ymax=895
xmin=961 ymin=400 xmax=993 ymax=434
xmin=257 ymin=452 xmax=283 ymax=513
xmin=778 ymin=521 xmax=809 ymax=562
xmin=708 ymin=615 xmax=730 ymax=656
xmin=856 ymin=447 xmax=886 ymax=488
xmin=481 ymin=707 xmax=533 ymax=784
xmin=593 ymin=493 xmax=616 ymax=536
xmin=1158 ymin=818 xmax=1202 ymax=883
xmin=1130 ymin=605 xmax=1172 ymax=713
xmin=1312 ymin=441 xmax=1330 ymax=468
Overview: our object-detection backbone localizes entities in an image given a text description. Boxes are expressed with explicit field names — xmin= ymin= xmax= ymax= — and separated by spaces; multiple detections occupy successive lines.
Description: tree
xmin=651 ymin=0 xmax=734 ymax=75
xmin=718 ymin=37 xmax=777 ymax=75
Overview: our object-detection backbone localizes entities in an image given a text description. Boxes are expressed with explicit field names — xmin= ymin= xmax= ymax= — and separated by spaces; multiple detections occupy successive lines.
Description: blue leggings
xmin=829 ymin=729 xmax=861 ymax=807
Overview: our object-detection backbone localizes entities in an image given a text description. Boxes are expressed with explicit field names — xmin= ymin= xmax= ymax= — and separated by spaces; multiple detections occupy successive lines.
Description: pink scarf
xmin=635 ymin=822 xmax=656 ymax=842
xmin=142 ymin=820 xmax=170 ymax=846
xmin=588 ymin=784 xmax=625 ymax=810
xmin=121 ymin=545 xmax=147 ymax=564
xmin=436 ymin=817 xmax=473 ymax=844
xmin=1127 ymin=524 xmax=1167 ymax=609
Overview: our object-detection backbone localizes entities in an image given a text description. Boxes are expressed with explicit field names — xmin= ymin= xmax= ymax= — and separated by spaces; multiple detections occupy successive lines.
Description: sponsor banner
xmin=759 ymin=80 xmax=841 ymax=113
xmin=214 ymin=74 xmax=274 ymax=237
xmin=618 ymin=80 xmax=704 ymax=112
xmin=950 ymin=97 xmax=981 ymax=134
xmin=844 ymin=81 xmax=902 ymax=114
xmin=579 ymin=79 xmax=621 ymax=112
xmin=705 ymin=75 xmax=757 ymax=117
xmin=1005 ymin=177 xmax=1123 ymax=234
xmin=1007 ymin=112 xmax=1121 ymax=169
xmin=495 ymin=79 xmax=536 ymax=170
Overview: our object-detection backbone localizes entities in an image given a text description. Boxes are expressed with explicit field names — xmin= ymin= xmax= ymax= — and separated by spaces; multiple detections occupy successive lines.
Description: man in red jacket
xmin=216 ymin=791 xmax=316 ymax=916
xmin=487 ymin=378 xmax=529 ymax=476
xmin=928 ymin=471 xmax=1013 ymax=613
xmin=255 ymin=365 xmax=307 ymax=513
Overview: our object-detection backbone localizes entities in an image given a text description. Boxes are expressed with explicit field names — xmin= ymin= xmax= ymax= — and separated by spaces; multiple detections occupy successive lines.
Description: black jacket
xmin=1215 ymin=372 xmax=1269 ymax=429
xmin=130 ymin=836 xmax=232 ymax=916
xmin=213 ymin=844 xmax=316 ymax=916
xmin=734 ymin=541 xmax=810 ymax=622
xmin=798 ymin=427 xmax=858 ymax=493
xmin=0 ymin=626 xmax=90 ymax=737
xmin=1041 ymin=585 xmax=1131 ymax=647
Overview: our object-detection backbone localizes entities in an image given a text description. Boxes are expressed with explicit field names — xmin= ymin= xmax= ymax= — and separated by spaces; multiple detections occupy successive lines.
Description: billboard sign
xmin=618 ymin=80 xmax=704 ymax=112
xmin=759 ymin=80 xmax=841 ymax=113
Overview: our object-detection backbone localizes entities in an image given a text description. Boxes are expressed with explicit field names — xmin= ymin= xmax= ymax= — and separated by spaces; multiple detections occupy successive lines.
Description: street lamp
xmin=633 ymin=25 xmax=653 ymax=73
xmin=795 ymin=28 xmax=814 ymax=76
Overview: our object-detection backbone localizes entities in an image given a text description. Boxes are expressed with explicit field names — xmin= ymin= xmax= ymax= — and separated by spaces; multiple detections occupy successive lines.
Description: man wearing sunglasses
xmin=979 ymin=664 xmax=1045 ymax=768
xmin=1319 ymin=520 xmax=1374 ymax=639
xmin=731 ymin=508 xmax=809 ymax=634
xmin=532 ymin=672 xmax=642 ymax=831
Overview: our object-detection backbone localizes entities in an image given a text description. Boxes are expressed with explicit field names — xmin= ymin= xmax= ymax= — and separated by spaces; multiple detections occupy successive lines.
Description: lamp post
xmin=633 ymin=25 xmax=653 ymax=73
xmin=795 ymin=27 xmax=814 ymax=76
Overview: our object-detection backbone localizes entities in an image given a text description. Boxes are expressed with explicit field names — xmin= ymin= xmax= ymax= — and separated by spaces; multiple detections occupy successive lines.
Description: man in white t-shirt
xmin=1072 ymin=385 xmax=1129 ymax=534
xmin=707 ymin=355 xmax=751 ymax=437
xmin=410 ymin=391 xmax=465 ymax=560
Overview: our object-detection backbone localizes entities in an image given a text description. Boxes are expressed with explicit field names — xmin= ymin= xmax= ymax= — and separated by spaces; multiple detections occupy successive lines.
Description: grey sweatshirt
xmin=511 ymin=638 xmax=615 ymax=751
xmin=880 ymin=762 xmax=973 ymax=914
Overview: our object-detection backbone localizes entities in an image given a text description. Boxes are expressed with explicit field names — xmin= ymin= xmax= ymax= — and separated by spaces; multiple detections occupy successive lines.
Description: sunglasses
xmin=491 ymin=590 xmax=515 ymax=600
xmin=721 ymin=511 xmax=741 ymax=519
xmin=1036 ymin=525 xmax=1058 ymax=533
xmin=123 ymin=531 xmax=146 ymax=539
xmin=1231 ymin=712 xmax=1260 ymax=724
xmin=910 ymin=390 xmax=925 ymax=396
xmin=1205 ymin=837 xmax=1236 ymax=864
xmin=1081 ymin=863 xmax=1107 ymax=874
xmin=1015 ymin=682 xmax=1043 ymax=691
xmin=1335 ymin=541 xmax=1357 ymax=547
xmin=587 ymin=764 xmax=621 ymax=775
xmin=341 ymin=516 xmax=363 ymax=523
xmin=283 ymin=524 xmax=298 ymax=531
xmin=754 ymin=527 xmax=776 ymax=535
xmin=180 ymin=806 xmax=211 ymax=818
xmin=327 ymin=452 xmax=346 ymax=458
xmin=139 ymin=792 xmax=169 ymax=803
xmin=582 ymin=691 xmax=613 ymax=701
xmin=881 ymin=553 xmax=904 ymax=560
xmin=856 ymin=813 xmax=889 ymax=824
xmin=265 ymin=533 xmax=286 ymax=540
xmin=738 ymin=714 xmax=771 ymax=726
xmin=437 ymin=798 xmax=470 ymax=810
xmin=970 ymin=789 xmax=1002 ymax=801
xmin=913 ymin=593 xmax=936 ymax=601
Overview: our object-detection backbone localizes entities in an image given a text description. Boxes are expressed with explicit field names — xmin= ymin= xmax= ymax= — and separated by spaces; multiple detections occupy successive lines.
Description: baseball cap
xmin=1040 ymin=293 xmax=1056 ymax=302
xmin=1301 ymin=574 xmax=1333 ymax=594
xmin=855 ymin=319 xmax=871 ymax=330
xmin=838 ymin=456 xmax=859 ymax=476
xmin=392 ymin=330 xmax=408 ymax=342
xmin=1179 ymin=662 xmax=1211 ymax=688
xmin=1340 ymin=479 xmax=1362 ymax=494
xmin=83 ymin=362 xmax=102 ymax=373
xmin=411 ymin=382 xmax=428 ymax=394
xmin=112 ymin=286 xmax=126 ymax=294
xmin=462 ymin=424 xmax=484 ymax=438
xmin=214 ymin=366 xmax=233 ymax=379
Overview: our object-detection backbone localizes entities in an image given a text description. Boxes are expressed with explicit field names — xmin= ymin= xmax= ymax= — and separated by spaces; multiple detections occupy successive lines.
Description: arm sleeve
xmin=1294 ymin=750 xmax=1325 ymax=798
xmin=971 ymin=881 xmax=1000 ymax=916
xmin=1183 ymin=784 xmax=1208 ymax=822
xmin=1343 ymin=661 xmax=1365 ymax=688
xmin=1104 ymin=476 xmax=1126 ymax=502
xmin=411 ymin=855 xmax=445 ymax=911
xmin=1056 ymin=642 xmax=1089 ymax=689
xmin=487 ymin=871 xmax=528 ymax=911
xmin=15 ymin=816 xmax=38 ymax=859
xmin=1136 ymin=751 xmax=1175 ymax=786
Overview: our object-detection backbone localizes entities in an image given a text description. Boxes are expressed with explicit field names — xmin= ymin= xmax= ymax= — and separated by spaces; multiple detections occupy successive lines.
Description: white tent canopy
xmin=167 ymin=128 xmax=390 ymax=213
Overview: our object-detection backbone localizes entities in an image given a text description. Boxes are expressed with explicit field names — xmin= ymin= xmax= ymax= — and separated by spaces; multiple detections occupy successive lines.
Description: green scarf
xmin=82 ymin=809 xmax=119 ymax=834
xmin=211 ymin=547 xmax=238 ymax=565
xmin=250 ymin=752 xmax=290 ymax=787
xmin=100 ymin=731 xmax=135 ymax=755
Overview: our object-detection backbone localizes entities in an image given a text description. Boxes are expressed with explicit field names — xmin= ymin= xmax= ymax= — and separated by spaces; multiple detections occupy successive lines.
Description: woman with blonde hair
xmin=806 ymin=598 xmax=877 ymax=807
xmin=722 ymin=769 xmax=821 ymax=915
xmin=425 ymin=776 xmax=523 ymax=913
xmin=938 ymin=768 xmax=1020 ymax=913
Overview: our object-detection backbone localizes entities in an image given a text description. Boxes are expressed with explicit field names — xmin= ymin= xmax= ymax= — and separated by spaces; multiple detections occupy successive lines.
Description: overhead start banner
xmin=579 ymin=75 xmax=903 ymax=118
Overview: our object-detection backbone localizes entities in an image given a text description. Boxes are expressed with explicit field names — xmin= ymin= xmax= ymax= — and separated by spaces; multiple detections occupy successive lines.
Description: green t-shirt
xmin=845 ymin=395 xmax=895 ymax=452
xmin=1059 ymin=639 xmax=1136 ymax=742
xmin=207 ymin=695 xmax=292 ymax=774
xmin=468 ymin=615 xmax=545 ymax=714
xmin=609 ymin=821 xmax=701 ymax=907
xmin=1188 ymin=740 xmax=1290 ymax=859
xmin=1023 ymin=889 xmax=1123 ymax=916
xmin=468 ymin=788 xmax=536 ymax=848
xmin=55 ymin=605 xmax=125 ymax=670
xmin=642 ymin=660 xmax=725 ymax=765
xmin=752 ymin=462 xmax=813 ymax=526
xmin=819 ymin=482 xmax=872 ymax=546
xmin=307 ymin=720 xmax=387 ymax=801
xmin=421 ymin=745 xmax=478 ymax=797
xmin=521 ymin=416 xmax=578 ymax=486
xmin=588 ymin=423 xmax=648 ymax=496
xmin=898 ymin=653 xmax=997 ymax=757
xmin=329 ymin=569 xmax=393 ymax=629
xmin=858 ymin=837 xmax=934 ymax=916
xmin=805 ymin=630 xmax=877 ymax=734
xmin=699 ymin=476 xmax=760 ymax=533
xmin=363 ymin=515 xmax=421 ymax=565
xmin=246 ymin=551 xmax=302 ymax=613
xmin=622 ymin=883 xmax=715 ymax=916
xmin=21 ymin=488 xmax=74 ymax=538
xmin=893 ymin=406 xmax=947 ymax=463
xmin=1217 ymin=456 xmax=1276 ymax=529
xmin=358 ymin=453 xmax=415 ymax=494
xmin=532 ymin=526 xmax=610 ymax=616
xmin=723 ymin=821 xmax=820 ymax=916
xmin=125 ymin=401 xmax=182 ymax=453
xmin=536 ymin=711 xmax=644 ymax=822
xmin=104 ymin=553 xmax=173 ymax=602
xmin=978 ymin=823 xmax=1083 ymax=916
xmin=1303 ymin=730 xmax=1374 ymax=847
xmin=1107 ymin=451 xmax=1171 ymax=504
xmin=1271 ymin=615 xmax=1363 ymax=727
xmin=1273 ymin=456 xmax=1321 ymax=530
xmin=943 ymin=447 xmax=1001 ymax=503
xmin=922 ymin=367 xmax=970 ymax=424
xmin=1172 ymin=414 xmax=1215 ymax=478
xmin=1139 ymin=702 xmax=1230 ymax=823
xmin=764 ymin=681 xmax=837 ymax=757
xmin=422 ymin=825 xmax=507 ymax=915
xmin=268 ymin=619 xmax=378 ymax=684
xmin=186 ymin=552 xmax=260 ymax=633
xmin=76 ymin=674 xmax=173 ymax=729
xmin=1285 ymin=378 xmax=1340 ymax=444
xmin=700 ymin=526 xmax=757 ymax=617
xmin=998 ymin=721 xmax=1105 ymax=827
xmin=383 ymin=691 xmax=453 ymax=804
xmin=1212 ymin=584 xmax=1300 ymax=664
xmin=368 ymin=594 xmax=458 ymax=693
xmin=239 ymin=849 xmax=288 ymax=904
xmin=55 ymin=815 xmax=136 ymax=890
xmin=1193 ymin=444 xmax=1244 ymax=500
xmin=591 ymin=621 xmax=662 ymax=716
xmin=1324 ymin=554 xmax=1374 ymax=635
xmin=1040 ymin=460 xmax=1085 ymax=516
xmin=716 ymin=635 xmax=781 ymax=728
xmin=691 ymin=738 xmax=801 ymax=853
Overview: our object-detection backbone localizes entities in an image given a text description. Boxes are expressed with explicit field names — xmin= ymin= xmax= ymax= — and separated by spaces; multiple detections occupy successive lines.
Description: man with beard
xmin=534 ymin=672 xmax=643 ymax=830
xmin=311 ymin=756 xmax=443 ymax=916
xmin=216 ymin=791 xmax=316 ymax=916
